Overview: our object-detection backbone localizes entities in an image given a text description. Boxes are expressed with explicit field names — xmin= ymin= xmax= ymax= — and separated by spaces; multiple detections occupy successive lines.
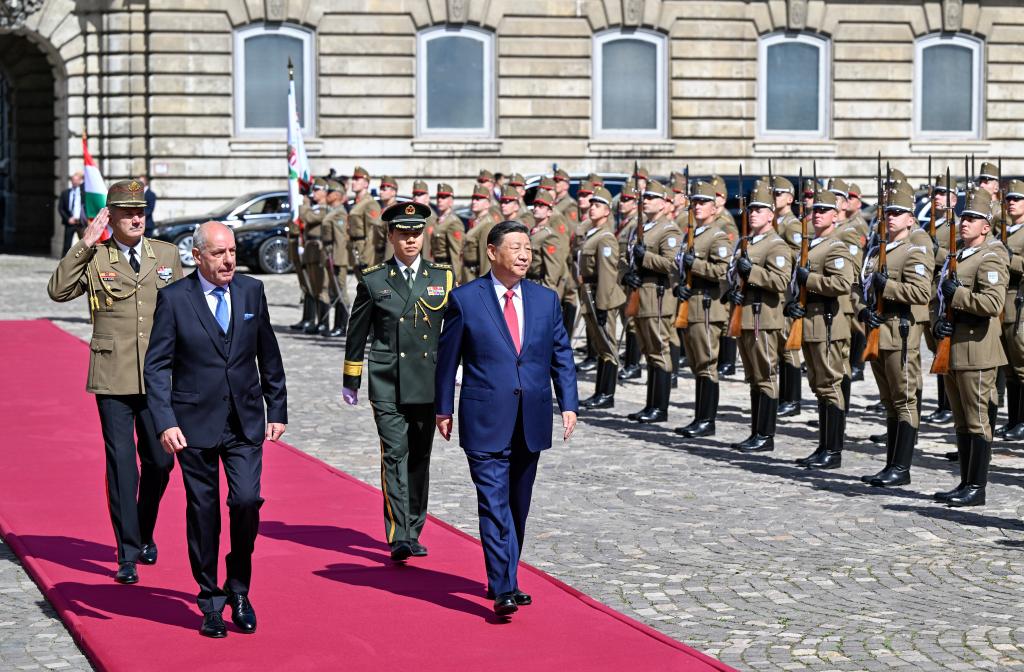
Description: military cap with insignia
xmin=773 ymin=176 xmax=795 ymax=194
xmin=352 ymin=166 xmax=370 ymax=180
xmin=553 ymin=168 xmax=570 ymax=182
xmin=106 ymin=179 xmax=148 ymax=207
xmin=891 ymin=180 xmax=915 ymax=201
xmin=748 ymin=182 xmax=774 ymax=209
xmin=471 ymin=184 xmax=491 ymax=199
xmin=827 ymin=177 xmax=849 ymax=198
xmin=620 ymin=179 xmax=637 ymax=200
xmin=532 ymin=189 xmax=555 ymax=207
xmin=670 ymin=172 xmax=687 ymax=193
xmin=644 ymin=179 xmax=668 ymax=199
xmin=412 ymin=180 xmax=429 ymax=195
xmin=436 ymin=182 xmax=454 ymax=198
xmin=802 ymin=179 xmax=818 ymax=196
xmin=310 ymin=176 xmax=328 ymax=191
xmin=1006 ymin=179 xmax=1024 ymax=199
xmin=509 ymin=173 xmax=526 ymax=187
xmin=710 ymin=175 xmax=726 ymax=198
xmin=538 ymin=176 xmax=556 ymax=191
xmin=379 ymin=176 xmax=397 ymax=190
xmin=962 ymin=188 xmax=993 ymax=220
xmin=979 ymin=161 xmax=999 ymax=181
xmin=633 ymin=166 xmax=649 ymax=180
xmin=932 ymin=172 xmax=956 ymax=192
xmin=884 ymin=167 xmax=907 ymax=186
xmin=381 ymin=201 xmax=431 ymax=231
xmin=847 ymin=183 xmax=862 ymax=199
xmin=577 ymin=181 xmax=595 ymax=196
xmin=499 ymin=186 xmax=520 ymax=202
xmin=590 ymin=186 xmax=613 ymax=206
xmin=327 ymin=179 xmax=343 ymax=193
xmin=812 ymin=189 xmax=839 ymax=210
xmin=477 ymin=169 xmax=494 ymax=183
xmin=690 ymin=180 xmax=717 ymax=201
xmin=885 ymin=189 xmax=915 ymax=213
xmin=587 ymin=172 xmax=604 ymax=187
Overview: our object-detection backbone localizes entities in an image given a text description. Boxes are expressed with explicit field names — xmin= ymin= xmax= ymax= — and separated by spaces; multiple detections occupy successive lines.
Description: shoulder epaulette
xmin=363 ymin=262 xmax=386 ymax=274
xmin=146 ymin=238 xmax=176 ymax=251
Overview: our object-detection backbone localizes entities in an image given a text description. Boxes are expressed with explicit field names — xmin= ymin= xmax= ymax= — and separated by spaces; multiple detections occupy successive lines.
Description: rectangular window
xmin=757 ymin=33 xmax=830 ymax=139
xmin=592 ymin=29 xmax=666 ymax=138
xmin=417 ymin=26 xmax=494 ymax=137
xmin=918 ymin=40 xmax=979 ymax=135
xmin=233 ymin=24 xmax=315 ymax=135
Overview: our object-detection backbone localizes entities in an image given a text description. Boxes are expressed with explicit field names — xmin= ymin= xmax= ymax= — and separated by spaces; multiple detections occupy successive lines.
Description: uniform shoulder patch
xmin=363 ymin=262 xmax=386 ymax=274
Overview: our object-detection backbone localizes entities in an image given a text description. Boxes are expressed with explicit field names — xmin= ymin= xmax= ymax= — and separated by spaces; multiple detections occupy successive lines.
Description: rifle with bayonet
xmin=784 ymin=164 xmax=810 ymax=351
xmin=674 ymin=165 xmax=695 ymax=328
xmin=862 ymin=160 xmax=888 ymax=362
xmin=624 ymin=160 xmax=643 ymax=318
xmin=930 ymin=167 xmax=957 ymax=375
xmin=727 ymin=165 xmax=747 ymax=338
xmin=928 ymin=155 xmax=937 ymax=242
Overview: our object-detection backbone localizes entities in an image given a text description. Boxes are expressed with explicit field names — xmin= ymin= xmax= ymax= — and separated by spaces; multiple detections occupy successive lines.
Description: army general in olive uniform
xmin=342 ymin=202 xmax=455 ymax=560
xmin=47 ymin=180 xmax=183 ymax=585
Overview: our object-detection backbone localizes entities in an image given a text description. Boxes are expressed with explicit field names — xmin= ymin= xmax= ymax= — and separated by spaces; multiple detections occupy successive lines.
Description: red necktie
xmin=503 ymin=289 xmax=521 ymax=353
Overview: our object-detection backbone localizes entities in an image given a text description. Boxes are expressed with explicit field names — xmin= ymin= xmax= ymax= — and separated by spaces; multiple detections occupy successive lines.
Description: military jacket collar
xmin=885 ymin=239 xmax=904 ymax=252
xmin=1009 ymin=222 xmax=1024 ymax=235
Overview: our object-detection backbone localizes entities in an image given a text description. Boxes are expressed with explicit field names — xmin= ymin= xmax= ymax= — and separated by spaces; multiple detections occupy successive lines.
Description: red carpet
xmin=0 ymin=320 xmax=731 ymax=672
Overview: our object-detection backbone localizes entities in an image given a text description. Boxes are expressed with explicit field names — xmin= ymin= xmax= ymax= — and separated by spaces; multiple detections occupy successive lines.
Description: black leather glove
xmin=858 ymin=307 xmax=883 ymax=329
xmin=674 ymin=283 xmax=692 ymax=301
xmin=624 ymin=271 xmax=642 ymax=289
xmin=596 ymin=309 xmax=608 ymax=327
xmin=871 ymin=270 xmax=888 ymax=294
xmin=681 ymin=251 xmax=696 ymax=271
xmin=784 ymin=301 xmax=806 ymax=319
xmin=736 ymin=255 xmax=753 ymax=280
xmin=729 ymin=289 xmax=744 ymax=306
xmin=795 ymin=265 xmax=810 ymax=286
xmin=940 ymin=276 xmax=961 ymax=303
xmin=934 ymin=318 xmax=954 ymax=338
xmin=632 ymin=242 xmax=647 ymax=266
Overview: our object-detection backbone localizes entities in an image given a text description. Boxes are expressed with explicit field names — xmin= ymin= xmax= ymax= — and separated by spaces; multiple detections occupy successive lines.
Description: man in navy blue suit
xmin=435 ymin=220 xmax=579 ymax=617
xmin=145 ymin=221 xmax=287 ymax=638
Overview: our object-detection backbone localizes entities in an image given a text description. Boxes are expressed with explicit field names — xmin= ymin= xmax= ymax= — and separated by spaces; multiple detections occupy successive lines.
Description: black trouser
xmin=62 ymin=225 xmax=81 ymax=256
xmin=177 ymin=411 xmax=264 ymax=614
xmin=95 ymin=394 xmax=174 ymax=564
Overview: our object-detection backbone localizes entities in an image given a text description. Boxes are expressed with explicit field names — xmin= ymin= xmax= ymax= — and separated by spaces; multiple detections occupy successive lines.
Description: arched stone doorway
xmin=0 ymin=31 xmax=60 ymax=254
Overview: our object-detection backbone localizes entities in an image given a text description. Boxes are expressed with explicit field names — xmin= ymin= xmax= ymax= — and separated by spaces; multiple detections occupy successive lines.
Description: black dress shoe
xmin=635 ymin=408 xmax=667 ymax=424
xmin=390 ymin=542 xmax=413 ymax=562
xmin=200 ymin=611 xmax=228 ymax=638
xmin=851 ymin=366 xmax=864 ymax=382
xmin=226 ymin=592 xmax=257 ymax=633
xmin=138 ymin=543 xmax=158 ymax=566
xmin=717 ymin=363 xmax=735 ymax=377
xmin=923 ymin=409 xmax=954 ymax=424
xmin=493 ymin=593 xmax=518 ymax=617
xmin=114 ymin=562 xmax=138 ymax=584
xmin=804 ymin=451 xmax=842 ymax=470
xmin=865 ymin=402 xmax=886 ymax=413
xmin=737 ymin=435 xmax=774 ymax=453
xmin=618 ymin=365 xmax=642 ymax=381
xmin=777 ymin=401 xmax=801 ymax=417
xmin=584 ymin=394 xmax=614 ymax=409
xmin=676 ymin=420 xmax=714 ymax=438
xmin=576 ymin=357 xmax=598 ymax=373
xmin=410 ymin=541 xmax=428 ymax=557
xmin=485 ymin=588 xmax=532 ymax=605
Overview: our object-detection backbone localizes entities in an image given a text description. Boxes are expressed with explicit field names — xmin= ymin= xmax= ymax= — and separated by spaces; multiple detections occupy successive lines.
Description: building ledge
xmin=228 ymin=138 xmax=324 ymax=156
xmin=411 ymin=139 xmax=502 ymax=156
xmin=909 ymin=140 xmax=989 ymax=154
xmin=586 ymin=140 xmax=676 ymax=158
xmin=752 ymin=140 xmax=837 ymax=157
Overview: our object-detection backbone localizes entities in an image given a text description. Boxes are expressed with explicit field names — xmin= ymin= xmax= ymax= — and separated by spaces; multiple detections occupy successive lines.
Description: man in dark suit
xmin=58 ymin=171 xmax=85 ymax=255
xmin=144 ymin=221 xmax=287 ymax=638
xmin=435 ymin=220 xmax=579 ymax=618
xmin=139 ymin=175 xmax=158 ymax=235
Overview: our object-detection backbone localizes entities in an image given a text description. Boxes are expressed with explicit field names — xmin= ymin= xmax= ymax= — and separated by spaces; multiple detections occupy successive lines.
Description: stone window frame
xmin=415 ymin=24 xmax=496 ymax=139
xmin=756 ymin=31 xmax=832 ymax=140
xmin=232 ymin=22 xmax=316 ymax=137
xmin=591 ymin=28 xmax=668 ymax=140
xmin=913 ymin=32 xmax=984 ymax=141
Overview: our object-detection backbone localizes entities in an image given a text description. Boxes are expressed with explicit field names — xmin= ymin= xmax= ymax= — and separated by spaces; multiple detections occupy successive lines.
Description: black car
xmin=234 ymin=217 xmax=293 ymax=274
xmin=150 ymin=190 xmax=291 ymax=267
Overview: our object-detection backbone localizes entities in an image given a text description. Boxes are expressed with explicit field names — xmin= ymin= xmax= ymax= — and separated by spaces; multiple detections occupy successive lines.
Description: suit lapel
xmin=384 ymin=258 xmax=411 ymax=303
xmin=227 ymin=280 xmax=245 ymax=359
xmin=479 ymin=277 xmax=517 ymax=354
xmin=187 ymin=274 xmax=228 ymax=359
xmin=519 ymin=280 xmax=534 ymax=354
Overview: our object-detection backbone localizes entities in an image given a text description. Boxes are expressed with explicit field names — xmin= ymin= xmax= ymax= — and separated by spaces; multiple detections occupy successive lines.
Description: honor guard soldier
xmin=321 ymin=179 xmax=350 ymax=337
xmin=774 ymin=176 xmax=806 ymax=417
xmin=923 ymin=174 xmax=959 ymax=424
xmin=378 ymin=175 xmax=399 ymax=211
xmin=574 ymin=181 xmax=600 ymax=373
xmin=617 ymin=180 xmax=643 ymax=381
xmin=462 ymin=185 xmax=500 ymax=283
xmin=552 ymin=168 xmax=578 ymax=223
xmin=830 ymin=177 xmax=867 ymax=390
xmin=500 ymin=184 xmax=528 ymax=225
xmin=998 ymin=179 xmax=1024 ymax=439
xmin=727 ymin=182 xmax=792 ymax=452
xmin=671 ymin=172 xmax=690 ymax=231
xmin=784 ymin=189 xmax=856 ymax=469
xmin=932 ymin=189 xmax=1008 ymax=506
xmin=578 ymin=187 xmax=626 ymax=409
xmin=674 ymin=180 xmax=730 ymax=436
xmin=623 ymin=179 xmax=680 ymax=423
xmin=47 ymin=180 xmax=182 ymax=584
xmin=977 ymin=162 xmax=1004 ymax=234
xmin=348 ymin=166 xmax=383 ymax=272
xmin=508 ymin=173 xmax=535 ymax=228
xmin=710 ymin=174 xmax=738 ymax=378
xmin=477 ymin=168 xmax=500 ymax=208
xmin=410 ymin=180 xmax=437 ymax=263
xmin=431 ymin=183 xmax=464 ymax=281
xmin=846 ymin=184 xmax=868 ymax=230
xmin=525 ymin=189 xmax=568 ymax=292
xmin=297 ymin=177 xmax=330 ymax=334
xmin=342 ymin=201 xmax=454 ymax=559
xmin=856 ymin=188 xmax=934 ymax=486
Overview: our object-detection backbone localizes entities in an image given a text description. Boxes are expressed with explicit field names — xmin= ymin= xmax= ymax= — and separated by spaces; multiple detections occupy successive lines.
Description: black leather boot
xmin=305 ymin=300 xmax=328 ymax=334
xmin=805 ymin=403 xmax=844 ymax=469
xmin=327 ymin=303 xmax=348 ymax=337
xmin=923 ymin=375 xmax=953 ymax=423
xmin=628 ymin=366 xmax=655 ymax=420
xmin=777 ymin=363 xmax=802 ymax=417
xmin=849 ymin=329 xmax=866 ymax=381
xmin=738 ymin=394 xmax=776 ymax=453
xmin=934 ymin=433 xmax=970 ymax=501
xmin=796 ymin=400 xmax=827 ymax=466
xmin=580 ymin=360 xmax=606 ymax=409
xmin=678 ymin=379 xmax=716 ymax=436
xmin=862 ymin=416 xmax=897 ymax=482
xmin=870 ymin=421 xmax=915 ymax=487
xmin=994 ymin=378 xmax=1018 ymax=438
xmin=637 ymin=368 xmax=671 ymax=424
xmin=290 ymin=295 xmax=314 ymax=331
xmin=732 ymin=390 xmax=760 ymax=449
xmin=588 ymin=361 xmax=617 ymax=409
xmin=840 ymin=375 xmax=852 ymax=413
xmin=577 ymin=356 xmax=598 ymax=373
xmin=946 ymin=434 xmax=990 ymax=507
xmin=619 ymin=332 xmax=642 ymax=380
xmin=1006 ymin=378 xmax=1024 ymax=439
xmin=669 ymin=344 xmax=680 ymax=389
xmin=676 ymin=332 xmax=688 ymax=367
xmin=717 ymin=337 xmax=736 ymax=376
xmin=675 ymin=377 xmax=706 ymax=436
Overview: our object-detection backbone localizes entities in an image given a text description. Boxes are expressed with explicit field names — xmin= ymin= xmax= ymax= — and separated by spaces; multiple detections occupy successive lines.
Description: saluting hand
xmin=265 ymin=423 xmax=286 ymax=442
xmin=80 ymin=208 xmax=109 ymax=247
xmin=160 ymin=427 xmax=187 ymax=455
xmin=562 ymin=411 xmax=577 ymax=441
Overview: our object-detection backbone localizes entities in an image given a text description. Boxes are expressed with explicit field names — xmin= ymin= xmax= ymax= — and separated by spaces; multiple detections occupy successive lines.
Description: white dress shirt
xmin=113 ymin=238 xmax=144 ymax=271
xmin=69 ymin=186 xmax=82 ymax=220
xmin=197 ymin=272 xmax=231 ymax=324
xmin=491 ymin=272 xmax=524 ymax=345
xmin=394 ymin=255 xmax=422 ymax=283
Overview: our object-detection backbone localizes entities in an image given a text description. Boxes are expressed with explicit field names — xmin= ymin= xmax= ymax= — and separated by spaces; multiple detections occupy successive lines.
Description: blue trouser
xmin=464 ymin=411 xmax=540 ymax=596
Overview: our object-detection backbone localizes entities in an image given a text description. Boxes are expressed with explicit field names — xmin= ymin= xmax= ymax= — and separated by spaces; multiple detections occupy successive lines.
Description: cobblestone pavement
xmin=2 ymin=252 xmax=1024 ymax=671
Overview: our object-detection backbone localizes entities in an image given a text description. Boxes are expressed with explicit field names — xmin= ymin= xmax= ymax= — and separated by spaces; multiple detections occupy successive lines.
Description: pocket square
xmin=244 ymin=313 xmax=255 ymax=320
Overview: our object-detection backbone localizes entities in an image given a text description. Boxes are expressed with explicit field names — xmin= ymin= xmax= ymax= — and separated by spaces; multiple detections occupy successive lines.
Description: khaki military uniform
xmin=777 ymin=210 xmax=805 ymax=368
xmin=681 ymin=222 xmax=730 ymax=380
xmin=299 ymin=201 xmax=328 ymax=306
xmin=348 ymin=193 xmax=382 ymax=270
xmin=579 ymin=224 xmax=625 ymax=366
xmin=321 ymin=204 xmax=348 ymax=302
xmin=420 ymin=211 xmax=438 ymax=262
xmin=549 ymin=209 xmax=575 ymax=304
xmin=47 ymin=235 xmax=182 ymax=565
xmin=554 ymin=194 xmax=578 ymax=224
xmin=735 ymin=232 xmax=792 ymax=396
xmin=462 ymin=210 xmax=499 ymax=284
xmin=799 ymin=231 xmax=856 ymax=408
xmin=430 ymin=211 xmax=464 ymax=282
xmin=715 ymin=209 xmax=738 ymax=240
xmin=528 ymin=223 xmax=567 ymax=292
xmin=1002 ymin=221 xmax=1024 ymax=379
xmin=633 ymin=216 xmax=682 ymax=371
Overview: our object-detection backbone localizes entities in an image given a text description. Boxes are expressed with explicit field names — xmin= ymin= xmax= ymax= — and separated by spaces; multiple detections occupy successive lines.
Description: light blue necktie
xmin=212 ymin=286 xmax=229 ymax=333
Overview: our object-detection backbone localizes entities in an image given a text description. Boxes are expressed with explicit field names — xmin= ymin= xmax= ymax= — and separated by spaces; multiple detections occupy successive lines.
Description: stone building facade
xmin=0 ymin=0 xmax=1021 ymax=256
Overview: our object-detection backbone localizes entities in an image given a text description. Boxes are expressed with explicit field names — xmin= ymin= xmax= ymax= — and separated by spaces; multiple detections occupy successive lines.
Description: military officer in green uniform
xmin=347 ymin=166 xmax=383 ymax=272
xmin=773 ymin=176 xmax=806 ymax=417
xmin=729 ymin=182 xmax=792 ymax=452
xmin=785 ymin=190 xmax=856 ymax=470
xmin=998 ymin=179 xmax=1024 ymax=439
xmin=933 ymin=190 xmax=1008 ymax=507
xmin=342 ymin=201 xmax=455 ymax=560
xmin=578 ymin=187 xmax=625 ymax=409
xmin=47 ymin=180 xmax=183 ymax=584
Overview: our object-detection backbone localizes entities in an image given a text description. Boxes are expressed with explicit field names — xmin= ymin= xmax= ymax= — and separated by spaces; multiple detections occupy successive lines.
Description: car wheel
xmin=258 ymin=236 xmax=293 ymax=274
xmin=173 ymin=232 xmax=196 ymax=267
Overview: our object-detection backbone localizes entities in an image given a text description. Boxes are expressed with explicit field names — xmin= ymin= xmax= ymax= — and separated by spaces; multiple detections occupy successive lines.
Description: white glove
xmin=343 ymin=387 xmax=358 ymax=405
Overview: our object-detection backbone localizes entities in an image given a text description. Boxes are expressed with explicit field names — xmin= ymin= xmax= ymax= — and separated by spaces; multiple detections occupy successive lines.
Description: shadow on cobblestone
xmin=884 ymin=503 xmax=1024 ymax=533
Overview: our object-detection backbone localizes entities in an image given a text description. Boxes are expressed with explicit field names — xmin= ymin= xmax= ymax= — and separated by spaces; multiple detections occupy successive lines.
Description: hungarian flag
xmin=82 ymin=132 xmax=111 ymax=241
xmin=286 ymin=60 xmax=310 ymax=235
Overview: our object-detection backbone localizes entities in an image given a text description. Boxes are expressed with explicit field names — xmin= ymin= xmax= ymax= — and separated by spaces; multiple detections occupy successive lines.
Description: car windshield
xmin=200 ymin=192 xmax=287 ymax=219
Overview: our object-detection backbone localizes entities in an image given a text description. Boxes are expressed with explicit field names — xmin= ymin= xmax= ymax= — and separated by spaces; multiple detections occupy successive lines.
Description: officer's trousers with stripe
xmin=371 ymin=401 xmax=434 ymax=546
